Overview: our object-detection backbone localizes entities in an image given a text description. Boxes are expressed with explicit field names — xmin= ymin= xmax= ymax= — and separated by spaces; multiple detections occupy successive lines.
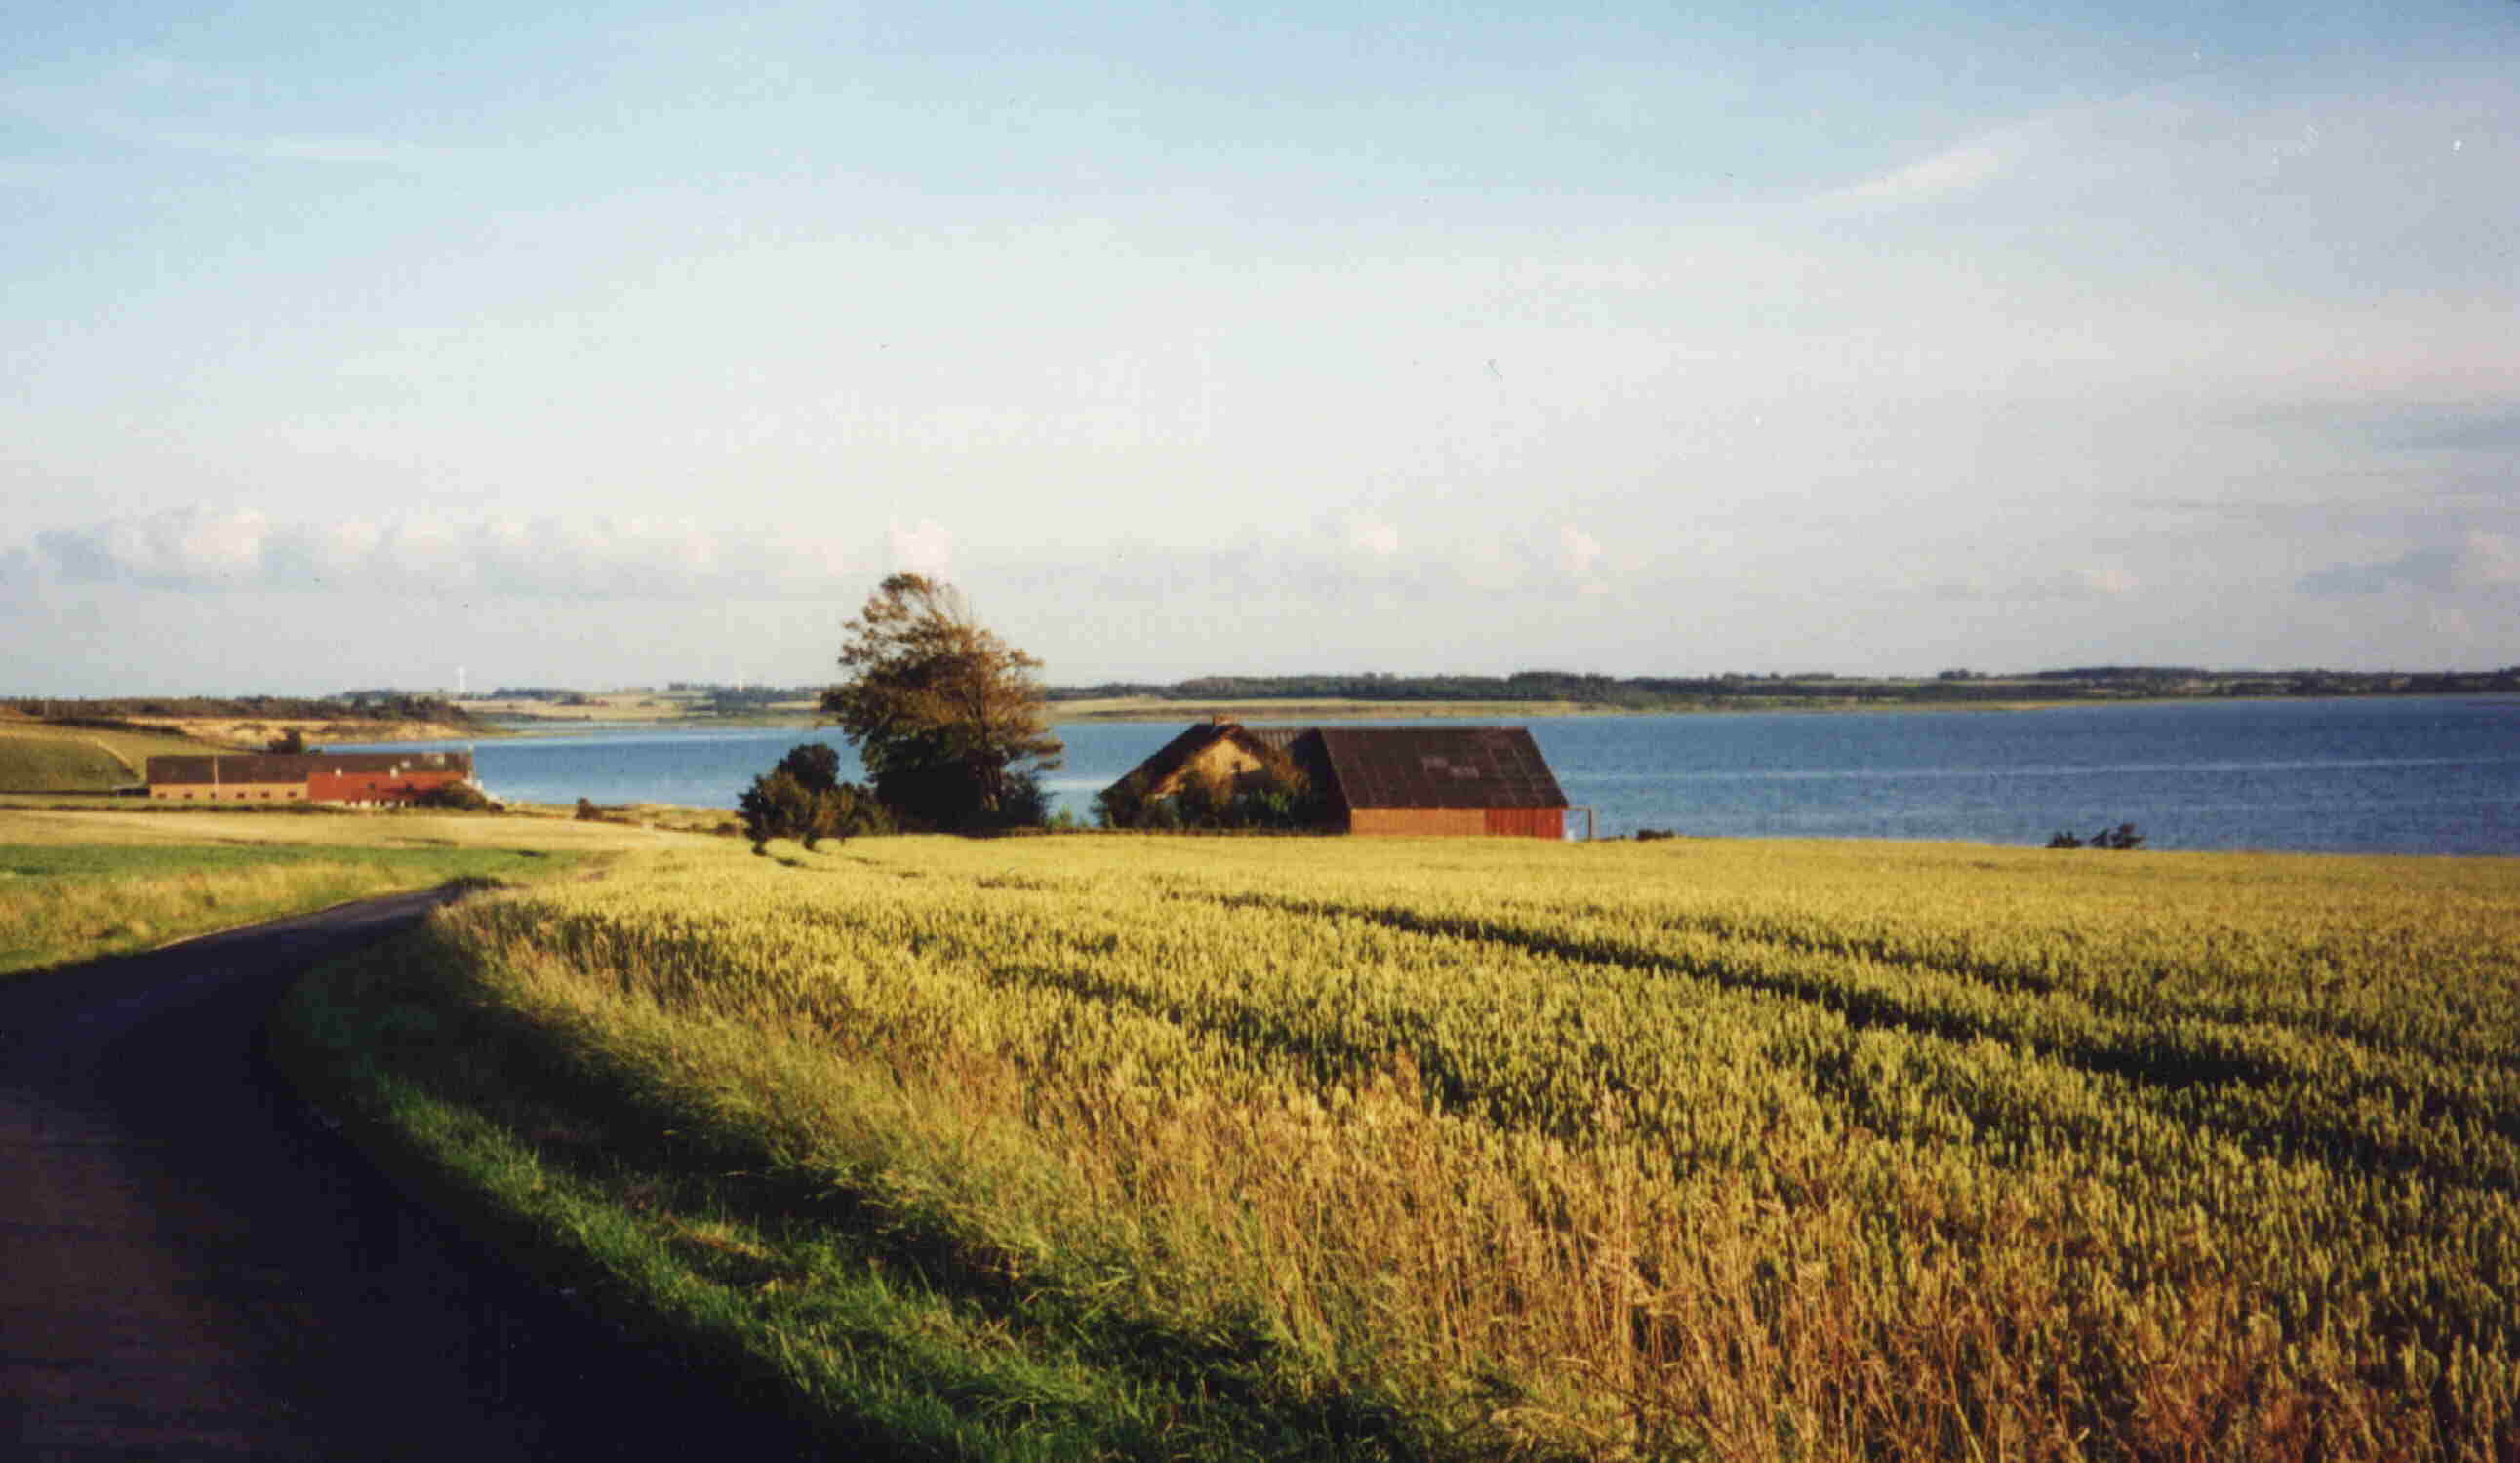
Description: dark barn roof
xmin=1119 ymin=723 xmax=1252 ymax=792
xmin=147 ymin=751 xmax=472 ymax=786
xmin=1104 ymin=723 xmax=1564 ymax=814
xmin=1310 ymin=726 xmax=1565 ymax=811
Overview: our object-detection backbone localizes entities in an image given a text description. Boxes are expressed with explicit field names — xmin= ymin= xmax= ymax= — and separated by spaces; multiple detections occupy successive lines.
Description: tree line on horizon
xmin=3 ymin=692 xmax=484 ymax=728
xmin=20 ymin=663 xmax=2515 ymax=732
xmin=1043 ymin=665 xmax=2520 ymax=706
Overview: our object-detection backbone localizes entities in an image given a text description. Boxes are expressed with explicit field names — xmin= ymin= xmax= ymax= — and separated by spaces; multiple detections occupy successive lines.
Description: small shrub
xmin=2050 ymin=823 xmax=2145 ymax=850
xmin=415 ymin=781 xmax=494 ymax=811
xmin=1092 ymin=772 xmax=1150 ymax=830
xmin=740 ymin=745 xmax=887 ymax=853
xmin=995 ymin=770 xmax=1051 ymax=830
xmin=1099 ymin=758 xmax=1324 ymax=832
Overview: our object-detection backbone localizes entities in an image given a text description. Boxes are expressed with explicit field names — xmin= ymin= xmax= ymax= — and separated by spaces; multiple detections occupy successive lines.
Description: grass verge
xmin=0 ymin=841 xmax=553 ymax=976
xmin=0 ymin=807 xmax=680 ymax=979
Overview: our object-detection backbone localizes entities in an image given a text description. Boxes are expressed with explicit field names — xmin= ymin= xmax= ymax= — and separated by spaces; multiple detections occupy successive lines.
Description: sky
xmin=3 ymin=0 xmax=2514 ymax=694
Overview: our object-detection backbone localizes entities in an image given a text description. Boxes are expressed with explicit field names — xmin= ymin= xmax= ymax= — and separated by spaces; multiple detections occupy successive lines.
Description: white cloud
xmin=2301 ymin=531 xmax=2520 ymax=596
xmin=36 ymin=506 xmax=270 ymax=588
xmin=114 ymin=56 xmax=253 ymax=97
xmin=20 ymin=506 xmax=866 ymax=601
xmin=81 ymin=114 xmax=430 ymax=167
xmin=0 ymin=160 xmax=89 ymax=188
xmin=1814 ymin=105 xmax=2066 ymax=211
xmin=2428 ymin=605 xmax=2476 ymax=641
xmin=2464 ymin=532 xmax=2520 ymax=587
xmin=1347 ymin=517 xmax=1401 ymax=557
xmin=265 ymin=518 xmax=384 ymax=587
xmin=1824 ymin=138 xmax=2016 ymax=205
xmin=1558 ymin=525 xmax=1604 ymax=579
xmin=1456 ymin=536 xmax=1527 ymax=594
xmin=2070 ymin=565 xmax=2139 ymax=598
xmin=1554 ymin=525 xmax=1612 ymax=598
xmin=1921 ymin=564 xmax=2140 ymax=602
xmin=887 ymin=518 xmax=955 ymax=577
xmin=257 ymin=136 xmax=430 ymax=165
xmin=0 ymin=545 xmax=50 ymax=611
xmin=374 ymin=517 xmax=468 ymax=592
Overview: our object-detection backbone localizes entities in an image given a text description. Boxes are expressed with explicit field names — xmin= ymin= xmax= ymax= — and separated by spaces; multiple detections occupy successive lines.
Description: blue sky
xmin=4 ymin=0 xmax=2513 ymax=693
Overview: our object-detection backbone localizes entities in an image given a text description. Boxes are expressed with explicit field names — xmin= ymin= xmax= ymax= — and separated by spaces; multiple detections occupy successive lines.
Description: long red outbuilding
xmin=145 ymin=751 xmax=473 ymax=806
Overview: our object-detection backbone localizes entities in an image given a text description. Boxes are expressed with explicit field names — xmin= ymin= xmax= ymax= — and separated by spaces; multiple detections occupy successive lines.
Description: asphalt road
xmin=0 ymin=891 xmax=820 ymax=1460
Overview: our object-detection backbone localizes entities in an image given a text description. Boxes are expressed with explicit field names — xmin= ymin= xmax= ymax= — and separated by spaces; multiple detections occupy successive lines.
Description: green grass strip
xmin=0 ymin=842 xmax=569 ymax=978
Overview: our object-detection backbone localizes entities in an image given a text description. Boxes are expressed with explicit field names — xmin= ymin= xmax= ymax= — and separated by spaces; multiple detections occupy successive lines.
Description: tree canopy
xmin=820 ymin=574 xmax=1062 ymax=830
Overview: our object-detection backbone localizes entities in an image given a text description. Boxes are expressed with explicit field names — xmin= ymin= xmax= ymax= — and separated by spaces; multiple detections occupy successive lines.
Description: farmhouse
xmin=1107 ymin=722 xmax=1569 ymax=837
xmin=145 ymin=751 xmax=474 ymax=806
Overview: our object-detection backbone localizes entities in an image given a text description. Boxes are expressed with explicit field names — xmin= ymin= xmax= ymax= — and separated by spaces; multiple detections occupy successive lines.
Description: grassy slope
xmin=0 ymin=736 xmax=130 ymax=792
xmin=118 ymin=715 xmax=489 ymax=745
xmin=272 ymin=833 xmax=2520 ymax=1461
xmin=0 ymin=720 xmax=219 ymax=792
xmin=0 ymin=808 xmax=685 ymax=978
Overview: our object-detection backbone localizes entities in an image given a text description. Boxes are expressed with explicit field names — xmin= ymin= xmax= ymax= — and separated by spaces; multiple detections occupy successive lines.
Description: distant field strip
xmin=286 ymin=835 xmax=2520 ymax=1460
xmin=0 ymin=810 xmax=670 ymax=977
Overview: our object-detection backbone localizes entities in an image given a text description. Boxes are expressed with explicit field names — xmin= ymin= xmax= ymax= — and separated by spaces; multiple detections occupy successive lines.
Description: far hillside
xmin=0 ymin=716 xmax=224 ymax=794
xmin=460 ymin=686 xmax=817 ymax=724
xmin=1048 ymin=665 xmax=2520 ymax=715
xmin=1 ymin=693 xmax=490 ymax=752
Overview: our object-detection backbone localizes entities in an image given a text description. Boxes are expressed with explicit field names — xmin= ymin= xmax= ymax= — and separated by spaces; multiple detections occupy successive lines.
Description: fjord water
xmin=345 ymin=696 xmax=2520 ymax=854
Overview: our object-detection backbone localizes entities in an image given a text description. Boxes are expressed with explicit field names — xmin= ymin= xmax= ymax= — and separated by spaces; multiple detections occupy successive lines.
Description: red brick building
xmin=145 ymin=751 xmax=474 ymax=806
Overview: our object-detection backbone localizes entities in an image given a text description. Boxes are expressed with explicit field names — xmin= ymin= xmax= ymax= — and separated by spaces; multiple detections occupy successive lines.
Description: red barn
xmin=147 ymin=751 xmax=474 ymax=806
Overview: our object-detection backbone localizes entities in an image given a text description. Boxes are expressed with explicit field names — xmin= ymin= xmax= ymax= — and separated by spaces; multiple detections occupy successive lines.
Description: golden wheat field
xmin=388 ymin=832 xmax=2520 ymax=1459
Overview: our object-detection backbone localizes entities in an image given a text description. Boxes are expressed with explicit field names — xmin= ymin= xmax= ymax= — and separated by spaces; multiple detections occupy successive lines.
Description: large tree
xmin=820 ymin=574 xmax=1062 ymax=830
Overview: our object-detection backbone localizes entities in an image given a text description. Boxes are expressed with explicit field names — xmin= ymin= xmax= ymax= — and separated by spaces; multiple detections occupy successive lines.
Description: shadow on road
xmin=3 ymin=890 xmax=834 ymax=1460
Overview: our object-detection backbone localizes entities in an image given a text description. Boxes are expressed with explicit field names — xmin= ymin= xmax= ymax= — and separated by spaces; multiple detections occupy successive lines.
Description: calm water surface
xmin=340 ymin=696 xmax=2520 ymax=855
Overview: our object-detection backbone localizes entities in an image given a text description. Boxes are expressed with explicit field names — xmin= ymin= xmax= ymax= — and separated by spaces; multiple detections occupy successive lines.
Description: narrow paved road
xmin=0 ymin=891 xmax=816 ymax=1460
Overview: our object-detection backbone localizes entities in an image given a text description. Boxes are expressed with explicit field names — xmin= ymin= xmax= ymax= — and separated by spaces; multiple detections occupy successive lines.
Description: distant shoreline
xmin=460 ymin=695 xmax=2086 ymax=735
xmin=1045 ymin=695 xmax=2094 ymax=722
xmin=446 ymin=670 xmax=2520 ymax=738
xmin=47 ymin=687 xmax=2500 ymax=749
xmin=425 ymin=690 xmax=2520 ymax=742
